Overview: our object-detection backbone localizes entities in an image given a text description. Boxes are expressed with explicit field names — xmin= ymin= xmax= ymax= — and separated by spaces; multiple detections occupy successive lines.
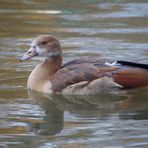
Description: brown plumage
xmin=51 ymin=57 xmax=119 ymax=92
xmin=20 ymin=34 xmax=148 ymax=95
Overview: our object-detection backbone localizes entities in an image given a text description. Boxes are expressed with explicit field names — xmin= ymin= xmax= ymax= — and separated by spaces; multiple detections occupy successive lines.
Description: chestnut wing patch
xmin=113 ymin=67 xmax=148 ymax=88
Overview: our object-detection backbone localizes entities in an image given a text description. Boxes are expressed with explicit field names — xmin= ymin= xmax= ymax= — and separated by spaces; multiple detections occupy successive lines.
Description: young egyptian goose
xmin=20 ymin=34 xmax=148 ymax=95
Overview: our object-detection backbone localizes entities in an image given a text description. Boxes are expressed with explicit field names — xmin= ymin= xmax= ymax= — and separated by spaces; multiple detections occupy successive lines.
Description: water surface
xmin=0 ymin=0 xmax=148 ymax=147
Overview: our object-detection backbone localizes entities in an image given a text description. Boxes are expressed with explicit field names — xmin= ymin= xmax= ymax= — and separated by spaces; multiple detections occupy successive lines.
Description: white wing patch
xmin=105 ymin=61 xmax=121 ymax=66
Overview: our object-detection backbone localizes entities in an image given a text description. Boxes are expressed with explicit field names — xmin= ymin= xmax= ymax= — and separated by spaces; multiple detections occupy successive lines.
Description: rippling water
xmin=0 ymin=0 xmax=148 ymax=147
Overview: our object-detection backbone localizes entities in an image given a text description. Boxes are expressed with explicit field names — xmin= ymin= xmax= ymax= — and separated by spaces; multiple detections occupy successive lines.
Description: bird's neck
xmin=44 ymin=55 xmax=63 ymax=75
xmin=27 ymin=55 xmax=62 ymax=93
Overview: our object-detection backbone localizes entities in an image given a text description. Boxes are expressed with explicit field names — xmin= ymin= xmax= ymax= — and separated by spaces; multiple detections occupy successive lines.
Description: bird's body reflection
xmin=28 ymin=90 xmax=64 ymax=135
xmin=27 ymin=87 xmax=148 ymax=135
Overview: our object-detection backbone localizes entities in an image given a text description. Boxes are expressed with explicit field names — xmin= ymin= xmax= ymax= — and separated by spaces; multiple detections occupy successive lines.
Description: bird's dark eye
xmin=41 ymin=41 xmax=47 ymax=46
xmin=28 ymin=51 xmax=31 ymax=54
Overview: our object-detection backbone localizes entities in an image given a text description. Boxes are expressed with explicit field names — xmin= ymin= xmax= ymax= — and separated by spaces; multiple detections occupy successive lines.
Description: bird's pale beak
xmin=20 ymin=47 xmax=38 ymax=61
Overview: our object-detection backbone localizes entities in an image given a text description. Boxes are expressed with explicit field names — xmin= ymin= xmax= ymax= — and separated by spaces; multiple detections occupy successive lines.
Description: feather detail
xmin=113 ymin=67 xmax=148 ymax=88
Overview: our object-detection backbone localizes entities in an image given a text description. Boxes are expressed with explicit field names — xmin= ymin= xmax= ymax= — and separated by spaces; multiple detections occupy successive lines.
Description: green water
xmin=0 ymin=0 xmax=148 ymax=147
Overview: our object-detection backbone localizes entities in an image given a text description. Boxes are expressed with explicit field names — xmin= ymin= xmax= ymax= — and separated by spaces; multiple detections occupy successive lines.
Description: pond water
xmin=0 ymin=0 xmax=148 ymax=147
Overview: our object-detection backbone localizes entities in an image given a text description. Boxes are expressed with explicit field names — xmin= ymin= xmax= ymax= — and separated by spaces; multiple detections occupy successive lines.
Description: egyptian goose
xmin=20 ymin=34 xmax=148 ymax=95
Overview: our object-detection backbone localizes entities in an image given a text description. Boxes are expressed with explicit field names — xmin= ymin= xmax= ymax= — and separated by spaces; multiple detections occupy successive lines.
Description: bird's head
xmin=20 ymin=34 xmax=62 ymax=61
